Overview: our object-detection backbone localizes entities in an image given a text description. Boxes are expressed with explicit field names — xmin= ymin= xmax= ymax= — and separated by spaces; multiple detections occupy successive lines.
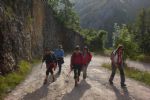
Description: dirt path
xmin=126 ymin=60 xmax=150 ymax=71
xmin=5 ymin=56 xmax=150 ymax=100
xmin=94 ymin=56 xmax=150 ymax=71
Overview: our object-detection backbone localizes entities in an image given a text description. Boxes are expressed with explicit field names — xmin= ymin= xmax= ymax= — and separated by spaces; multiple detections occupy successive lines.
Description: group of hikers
xmin=42 ymin=44 xmax=126 ymax=87
xmin=42 ymin=45 xmax=64 ymax=84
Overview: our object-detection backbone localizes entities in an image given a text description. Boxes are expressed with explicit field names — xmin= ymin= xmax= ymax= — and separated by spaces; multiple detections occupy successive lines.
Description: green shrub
xmin=101 ymin=63 xmax=150 ymax=86
xmin=134 ymin=54 xmax=145 ymax=61
xmin=99 ymin=48 xmax=113 ymax=56
xmin=0 ymin=60 xmax=31 ymax=99
xmin=130 ymin=54 xmax=150 ymax=63
xmin=0 ymin=76 xmax=9 ymax=93
xmin=138 ymin=55 xmax=150 ymax=63
xmin=113 ymin=24 xmax=139 ymax=60
xmin=18 ymin=61 xmax=30 ymax=75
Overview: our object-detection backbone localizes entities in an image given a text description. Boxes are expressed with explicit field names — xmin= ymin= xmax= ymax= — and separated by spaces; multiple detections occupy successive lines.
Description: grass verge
xmin=132 ymin=54 xmax=150 ymax=63
xmin=102 ymin=63 xmax=150 ymax=86
xmin=0 ymin=60 xmax=40 ymax=100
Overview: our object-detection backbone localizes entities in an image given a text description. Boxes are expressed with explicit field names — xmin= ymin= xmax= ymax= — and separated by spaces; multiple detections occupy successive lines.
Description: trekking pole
xmin=65 ymin=67 xmax=73 ymax=83
xmin=67 ymin=69 xmax=72 ymax=77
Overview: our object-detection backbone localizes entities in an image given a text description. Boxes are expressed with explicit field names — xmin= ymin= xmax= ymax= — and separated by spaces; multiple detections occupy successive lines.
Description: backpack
xmin=111 ymin=50 xmax=118 ymax=64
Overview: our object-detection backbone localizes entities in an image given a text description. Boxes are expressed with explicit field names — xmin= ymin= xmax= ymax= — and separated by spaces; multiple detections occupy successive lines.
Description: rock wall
xmin=0 ymin=0 xmax=84 ymax=75
xmin=0 ymin=0 xmax=45 ymax=75
xmin=43 ymin=4 xmax=84 ymax=51
xmin=62 ymin=28 xmax=85 ymax=51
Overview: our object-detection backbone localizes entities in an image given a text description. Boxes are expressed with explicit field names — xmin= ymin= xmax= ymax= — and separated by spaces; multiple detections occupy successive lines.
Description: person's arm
xmin=111 ymin=51 xmax=116 ymax=65
xmin=62 ymin=50 xmax=64 ymax=57
xmin=89 ymin=52 xmax=92 ymax=62
xmin=70 ymin=53 xmax=74 ymax=69
xmin=122 ymin=50 xmax=125 ymax=65
xmin=54 ymin=50 xmax=58 ymax=59
xmin=80 ymin=52 xmax=83 ymax=66
xmin=42 ymin=55 xmax=46 ymax=62
xmin=53 ymin=54 xmax=57 ymax=63
xmin=59 ymin=49 xmax=64 ymax=58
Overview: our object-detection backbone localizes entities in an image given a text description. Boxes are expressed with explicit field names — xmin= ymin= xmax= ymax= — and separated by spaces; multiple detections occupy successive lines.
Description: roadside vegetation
xmin=102 ymin=63 xmax=150 ymax=86
xmin=48 ymin=0 xmax=150 ymax=63
xmin=0 ymin=60 xmax=40 ymax=100
xmin=48 ymin=0 xmax=108 ymax=51
xmin=111 ymin=9 xmax=150 ymax=63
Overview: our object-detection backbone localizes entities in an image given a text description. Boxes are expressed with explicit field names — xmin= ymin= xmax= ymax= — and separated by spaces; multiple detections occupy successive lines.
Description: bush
xmin=135 ymin=55 xmax=150 ymax=63
xmin=0 ymin=61 xmax=31 ymax=99
xmin=113 ymin=24 xmax=139 ymax=60
xmin=100 ymin=48 xmax=113 ymax=56
xmin=101 ymin=63 xmax=150 ymax=86
xmin=80 ymin=29 xmax=108 ymax=52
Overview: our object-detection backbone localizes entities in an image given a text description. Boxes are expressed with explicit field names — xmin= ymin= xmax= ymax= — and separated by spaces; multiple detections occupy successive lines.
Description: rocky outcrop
xmin=62 ymin=28 xmax=84 ymax=51
xmin=0 ymin=0 xmax=84 ymax=75
xmin=0 ymin=0 xmax=36 ymax=74
xmin=43 ymin=4 xmax=84 ymax=51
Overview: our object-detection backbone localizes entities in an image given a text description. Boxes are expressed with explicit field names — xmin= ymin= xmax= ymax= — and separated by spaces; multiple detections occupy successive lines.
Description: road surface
xmin=5 ymin=56 xmax=150 ymax=100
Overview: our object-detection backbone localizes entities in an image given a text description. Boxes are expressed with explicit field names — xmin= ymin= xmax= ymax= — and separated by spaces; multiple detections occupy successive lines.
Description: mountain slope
xmin=72 ymin=0 xmax=150 ymax=31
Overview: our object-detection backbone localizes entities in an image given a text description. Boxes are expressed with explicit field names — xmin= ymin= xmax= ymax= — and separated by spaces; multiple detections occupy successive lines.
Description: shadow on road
xmin=62 ymin=80 xmax=91 ymax=100
xmin=111 ymin=85 xmax=133 ymax=100
xmin=22 ymin=73 xmax=60 ymax=100
xmin=23 ymin=84 xmax=49 ymax=100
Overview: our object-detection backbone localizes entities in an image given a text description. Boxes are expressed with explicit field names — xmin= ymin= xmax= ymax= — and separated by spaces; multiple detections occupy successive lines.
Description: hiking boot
xmin=75 ymin=79 xmax=78 ymax=87
xmin=77 ymin=76 xmax=80 ymax=82
xmin=43 ymin=79 xmax=47 ymax=84
xmin=121 ymin=83 xmax=126 ymax=87
xmin=83 ymin=75 xmax=87 ymax=79
xmin=109 ymin=80 xmax=113 ymax=85
xmin=52 ymin=77 xmax=55 ymax=82
xmin=58 ymin=71 xmax=61 ymax=75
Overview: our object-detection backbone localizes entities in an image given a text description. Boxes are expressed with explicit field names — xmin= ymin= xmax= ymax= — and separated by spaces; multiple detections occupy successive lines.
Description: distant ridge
xmin=72 ymin=0 xmax=150 ymax=31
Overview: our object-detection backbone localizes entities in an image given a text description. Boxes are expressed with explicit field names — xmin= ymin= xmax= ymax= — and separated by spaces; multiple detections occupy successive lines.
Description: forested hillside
xmin=71 ymin=0 xmax=150 ymax=46
xmin=72 ymin=0 xmax=150 ymax=31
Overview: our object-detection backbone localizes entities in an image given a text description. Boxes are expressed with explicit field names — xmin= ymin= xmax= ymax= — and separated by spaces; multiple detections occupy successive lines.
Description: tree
xmin=113 ymin=24 xmax=138 ymax=60
xmin=48 ymin=0 xmax=80 ymax=30
xmin=112 ymin=23 xmax=120 ymax=47
xmin=81 ymin=29 xmax=107 ymax=51
xmin=48 ymin=0 xmax=60 ymax=10
xmin=134 ymin=9 xmax=150 ymax=54
xmin=59 ymin=0 xmax=80 ymax=29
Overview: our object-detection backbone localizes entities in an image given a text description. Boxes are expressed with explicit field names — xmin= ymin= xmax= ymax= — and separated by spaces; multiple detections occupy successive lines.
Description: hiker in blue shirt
xmin=54 ymin=45 xmax=64 ymax=75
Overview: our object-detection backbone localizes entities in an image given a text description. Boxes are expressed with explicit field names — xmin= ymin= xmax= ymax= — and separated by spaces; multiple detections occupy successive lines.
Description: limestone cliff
xmin=43 ymin=4 xmax=84 ymax=51
xmin=0 ymin=0 xmax=84 ymax=75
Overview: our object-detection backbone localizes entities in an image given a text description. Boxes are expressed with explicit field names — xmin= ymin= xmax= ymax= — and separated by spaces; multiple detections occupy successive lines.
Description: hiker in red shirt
xmin=109 ymin=45 xmax=126 ymax=87
xmin=82 ymin=46 xmax=92 ymax=79
xmin=70 ymin=45 xmax=83 ymax=87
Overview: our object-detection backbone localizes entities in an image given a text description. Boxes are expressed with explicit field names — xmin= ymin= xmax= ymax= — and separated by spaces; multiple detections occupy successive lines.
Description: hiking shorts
xmin=46 ymin=63 xmax=56 ymax=75
xmin=57 ymin=57 xmax=64 ymax=65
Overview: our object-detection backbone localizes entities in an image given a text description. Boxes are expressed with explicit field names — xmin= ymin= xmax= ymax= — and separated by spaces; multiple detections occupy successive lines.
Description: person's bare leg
xmin=51 ymin=68 xmax=55 ymax=82
xmin=52 ymin=74 xmax=55 ymax=82
xmin=44 ymin=67 xmax=50 ymax=84
xmin=44 ymin=75 xmax=48 ymax=84
xmin=83 ymin=65 xmax=88 ymax=79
